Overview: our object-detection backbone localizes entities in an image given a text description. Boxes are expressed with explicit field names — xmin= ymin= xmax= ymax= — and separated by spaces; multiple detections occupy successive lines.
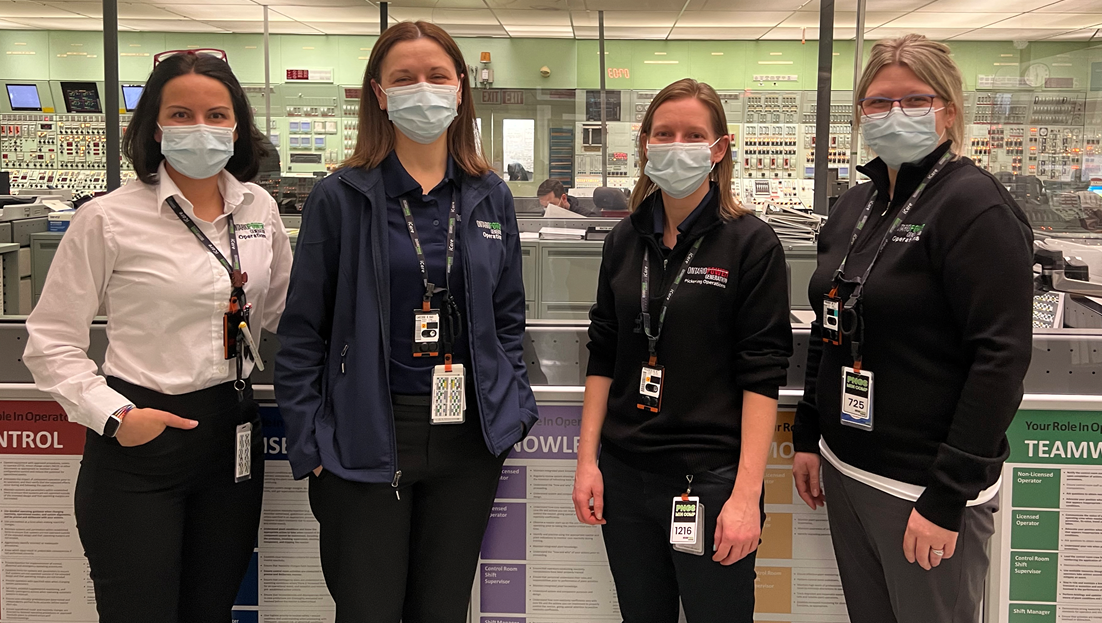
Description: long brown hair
xmin=629 ymin=79 xmax=747 ymax=219
xmin=344 ymin=21 xmax=489 ymax=177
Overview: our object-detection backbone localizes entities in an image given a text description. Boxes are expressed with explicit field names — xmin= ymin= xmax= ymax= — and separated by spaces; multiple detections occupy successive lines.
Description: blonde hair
xmin=629 ymin=79 xmax=748 ymax=219
xmin=855 ymin=34 xmax=965 ymax=155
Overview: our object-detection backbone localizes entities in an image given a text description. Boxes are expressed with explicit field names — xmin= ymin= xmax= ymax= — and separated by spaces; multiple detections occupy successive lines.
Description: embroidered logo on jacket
xmin=477 ymin=220 xmax=503 ymax=240
xmin=892 ymin=223 xmax=925 ymax=243
xmin=235 ymin=222 xmax=267 ymax=240
xmin=684 ymin=266 xmax=729 ymax=289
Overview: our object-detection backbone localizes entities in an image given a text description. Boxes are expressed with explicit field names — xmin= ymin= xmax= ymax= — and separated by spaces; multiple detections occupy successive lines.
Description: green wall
xmin=0 ymin=30 xmax=1099 ymax=91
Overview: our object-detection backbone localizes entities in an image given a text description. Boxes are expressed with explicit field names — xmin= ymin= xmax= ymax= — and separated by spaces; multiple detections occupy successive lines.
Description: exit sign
xmin=286 ymin=68 xmax=334 ymax=83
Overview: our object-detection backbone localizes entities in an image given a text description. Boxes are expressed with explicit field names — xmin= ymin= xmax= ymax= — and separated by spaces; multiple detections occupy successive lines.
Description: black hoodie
xmin=587 ymin=184 xmax=794 ymax=475
xmin=792 ymin=142 xmax=1035 ymax=531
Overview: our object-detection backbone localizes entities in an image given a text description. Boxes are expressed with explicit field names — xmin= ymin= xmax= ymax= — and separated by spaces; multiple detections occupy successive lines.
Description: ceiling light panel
xmin=667 ymin=26 xmax=775 ymax=39
xmin=493 ymin=9 xmax=572 ymax=26
xmin=117 ymin=18 xmax=229 ymax=32
xmin=799 ymin=0 xmax=933 ymax=12
xmin=676 ymin=11 xmax=796 ymax=27
xmin=865 ymin=27 xmax=977 ymax=39
xmin=985 ymin=13 xmax=1102 ymax=29
xmin=203 ymin=20 xmax=323 ymax=34
xmin=572 ymin=26 xmax=674 ymax=39
xmin=272 ymin=6 xmax=379 ymax=23
xmin=154 ymin=6 xmax=291 ymax=21
xmin=0 ymin=1 xmax=85 ymax=17
xmin=503 ymin=24 xmax=576 ymax=36
xmin=585 ymin=0 xmax=699 ymax=10
xmin=2 ymin=16 xmax=109 ymax=29
xmin=778 ymin=11 xmax=902 ymax=28
xmin=884 ymin=13 xmax=1015 ymax=28
xmin=759 ymin=26 xmax=859 ymax=39
xmin=42 ymin=2 xmax=183 ymax=19
xmin=914 ymin=0 xmax=1054 ymax=12
xmin=701 ymin=0 xmax=810 ymax=10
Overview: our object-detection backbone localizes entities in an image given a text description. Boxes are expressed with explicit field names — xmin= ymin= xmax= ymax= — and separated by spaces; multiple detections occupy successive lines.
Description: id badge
xmin=223 ymin=309 xmax=244 ymax=360
xmin=431 ymin=363 xmax=465 ymax=425
xmin=638 ymin=364 xmax=665 ymax=413
xmin=235 ymin=422 xmax=252 ymax=483
xmin=822 ymin=296 xmax=841 ymax=345
xmin=840 ymin=367 xmax=874 ymax=431
xmin=413 ymin=309 xmax=442 ymax=357
xmin=670 ymin=497 xmax=704 ymax=556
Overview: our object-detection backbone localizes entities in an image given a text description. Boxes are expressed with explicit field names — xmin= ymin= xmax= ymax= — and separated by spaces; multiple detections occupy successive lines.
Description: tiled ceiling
xmin=0 ymin=0 xmax=1095 ymax=41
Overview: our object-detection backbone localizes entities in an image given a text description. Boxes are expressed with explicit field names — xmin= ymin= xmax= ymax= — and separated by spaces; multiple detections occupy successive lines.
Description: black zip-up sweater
xmin=792 ymin=142 xmax=1035 ymax=531
xmin=587 ymin=185 xmax=793 ymax=475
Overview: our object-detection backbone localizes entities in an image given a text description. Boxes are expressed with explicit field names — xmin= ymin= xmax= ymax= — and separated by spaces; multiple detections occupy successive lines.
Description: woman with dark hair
xmin=275 ymin=21 xmax=536 ymax=623
xmin=24 ymin=50 xmax=291 ymax=622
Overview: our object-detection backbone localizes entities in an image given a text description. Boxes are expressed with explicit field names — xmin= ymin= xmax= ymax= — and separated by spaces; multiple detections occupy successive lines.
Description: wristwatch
xmin=103 ymin=404 xmax=135 ymax=438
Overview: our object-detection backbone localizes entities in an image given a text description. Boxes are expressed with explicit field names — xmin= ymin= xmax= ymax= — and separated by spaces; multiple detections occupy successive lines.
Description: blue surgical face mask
xmin=159 ymin=123 xmax=236 ymax=180
xmin=385 ymin=82 xmax=459 ymax=145
xmin=861 ymin=108 xmax=944 ymax=170
xmin=644 ymin=138 xmax=720 ymax=200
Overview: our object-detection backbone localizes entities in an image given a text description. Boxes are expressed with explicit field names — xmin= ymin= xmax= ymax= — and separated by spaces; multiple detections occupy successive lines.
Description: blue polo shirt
xmin=381 ymin=150 xmax=471 ymax=395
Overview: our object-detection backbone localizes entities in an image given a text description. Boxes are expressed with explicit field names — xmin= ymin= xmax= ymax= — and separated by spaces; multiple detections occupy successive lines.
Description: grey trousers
xmin=821 ymin=460 xmax=997 ymax=623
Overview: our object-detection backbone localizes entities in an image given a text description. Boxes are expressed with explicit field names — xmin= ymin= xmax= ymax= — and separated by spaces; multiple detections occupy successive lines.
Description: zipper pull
xmin=340 ymin=344 xmax=349 ymax=374
xmin=391 ymin=470 xmax=403 ymax=500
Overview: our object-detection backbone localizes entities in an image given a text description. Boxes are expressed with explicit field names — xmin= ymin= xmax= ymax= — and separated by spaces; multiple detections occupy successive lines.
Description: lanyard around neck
xmin=400 ymin=193 xmax=458 ymax=310
xmin=831 ymin=149 xmax=952 ymax=304
xmin=166 ymin=196 xmax=246 ymax=290
xmin=640 ymin=236 xmax=704 ymax=365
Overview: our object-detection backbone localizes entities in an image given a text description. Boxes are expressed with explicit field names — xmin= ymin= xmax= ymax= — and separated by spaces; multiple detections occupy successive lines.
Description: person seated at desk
xmin=538 ymin=179 xmax=600 ymax=217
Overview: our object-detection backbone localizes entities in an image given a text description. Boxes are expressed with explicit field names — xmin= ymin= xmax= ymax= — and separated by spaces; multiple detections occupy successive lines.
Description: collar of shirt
xmin=154 ymin=161 xmax=255 ymax=222
xmin=380 ymin=150 xmax=458 ymax=199
xmin=857 ymin=140 xmax=954 ymax=204
xmin=653 ymin=183 xmax=717 ymax=247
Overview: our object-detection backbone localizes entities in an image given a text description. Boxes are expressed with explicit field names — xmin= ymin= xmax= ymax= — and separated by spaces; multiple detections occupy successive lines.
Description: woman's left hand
xmin=713 ymin=493 xmax=761 ymax=566
xmin=903 ymin=509 xmax=958 ymax=571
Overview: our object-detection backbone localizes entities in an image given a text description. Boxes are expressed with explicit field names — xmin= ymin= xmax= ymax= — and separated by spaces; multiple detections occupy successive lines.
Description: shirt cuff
xmin=80 ymin=383 xmax=135 ymax=436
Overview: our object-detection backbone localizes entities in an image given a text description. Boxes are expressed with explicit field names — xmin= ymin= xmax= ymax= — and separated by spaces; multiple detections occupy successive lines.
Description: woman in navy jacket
xmin=274 ymin=21 xmax=536 ymax=623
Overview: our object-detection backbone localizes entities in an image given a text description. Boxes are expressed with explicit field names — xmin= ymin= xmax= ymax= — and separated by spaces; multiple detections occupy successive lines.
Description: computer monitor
xmin=60 ymin=81 xmax=101 ymax=114
xmin=6 ymin=84 xmax=42 ymax=111
xmin=122 ymin=84 xmax=143 ymax=112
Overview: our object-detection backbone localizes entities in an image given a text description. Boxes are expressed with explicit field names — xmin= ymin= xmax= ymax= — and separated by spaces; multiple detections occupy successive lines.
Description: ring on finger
xmin=931 ymin=549 xmax=945 ymax=557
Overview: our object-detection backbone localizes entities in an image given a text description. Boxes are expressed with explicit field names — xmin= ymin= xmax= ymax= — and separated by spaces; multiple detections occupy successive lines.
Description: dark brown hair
xmin=630 ymin=79 xmax=748 ymax=219
xmin=122 ymin=53 xmax=268 ymax=185
xmin=537 ymin=179 xmax=565 ymax=198
xmin=345 ymin=21 xmax=490 ymax=177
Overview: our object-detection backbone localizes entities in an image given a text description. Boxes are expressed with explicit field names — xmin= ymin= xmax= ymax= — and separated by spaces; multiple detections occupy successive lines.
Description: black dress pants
xmin=308 ymin=397 xmax=508 ymax=623
xmin=600 ymin=450 xmax=765 ymax=623
xmin=74 ymin=377 xmax=264 ymax=623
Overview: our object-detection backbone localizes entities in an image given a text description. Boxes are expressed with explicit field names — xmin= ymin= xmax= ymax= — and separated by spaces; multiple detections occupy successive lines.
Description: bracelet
xmin=112 ymin=404 xmax=135 ymax=423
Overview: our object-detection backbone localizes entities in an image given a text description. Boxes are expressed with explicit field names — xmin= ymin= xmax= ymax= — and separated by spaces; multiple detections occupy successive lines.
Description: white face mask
xmin=861 ymin=108 xmax=944 ymax=169
xmin=644 ymin=138 xmax=721 ymax=199
xmin=158 ymin=123 xmax=236 ymax=180
xmin=384 ymin=82 xmax=459 ymax=145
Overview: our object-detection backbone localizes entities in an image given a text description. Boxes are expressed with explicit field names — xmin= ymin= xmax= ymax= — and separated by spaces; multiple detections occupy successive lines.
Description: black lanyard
xmin=827 ymin=150 xmax=951 ymax=366
xmin=831 ymin=150 xmax=952 ymax=304
xmin=166 ymin=196 xmax=247 ymax=291
xmin=400 ymin=194 xmax=461 ymax=360
xmin=167 ymin=195 xmax=250 ymax=393
xmin=640 ymin=237 xmax=704 ymax=366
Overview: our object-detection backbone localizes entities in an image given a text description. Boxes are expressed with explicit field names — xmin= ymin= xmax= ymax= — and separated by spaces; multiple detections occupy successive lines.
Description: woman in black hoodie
xmin=571 ymin=78 xmax=793 ymax=622
xmin=792 ymin=34 xmax=1033 ymax=623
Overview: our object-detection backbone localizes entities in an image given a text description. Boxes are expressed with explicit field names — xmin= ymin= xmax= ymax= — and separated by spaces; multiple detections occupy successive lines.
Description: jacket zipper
xmin=340 ymin=343 xmax=349 ymax=374
xmin=392 ymin=470 xmax=403 ymax=500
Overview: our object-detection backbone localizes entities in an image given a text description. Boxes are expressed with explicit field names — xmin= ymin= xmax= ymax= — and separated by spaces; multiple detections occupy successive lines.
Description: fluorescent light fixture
xmin=993 ymin=62 xmax=1019 ymax=66
xmin=712 ymin=52 xmax=723 ymax=55
xmin=644 ymin=60 xmax=679 ymax=64
xmin=758 ymin=60 xmax=794 ymax=65
xmin=654 ymin=52 xmax=667 ymax=55
xmin=770 ymin=52 xmax=783 ymax=55
xmin=1001 ymin=53 xmax=1015 ymax=57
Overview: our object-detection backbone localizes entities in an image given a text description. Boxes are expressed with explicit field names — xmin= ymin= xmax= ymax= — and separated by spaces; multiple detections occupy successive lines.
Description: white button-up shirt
xmin=24 ymin=163 xmax=292 ymax=434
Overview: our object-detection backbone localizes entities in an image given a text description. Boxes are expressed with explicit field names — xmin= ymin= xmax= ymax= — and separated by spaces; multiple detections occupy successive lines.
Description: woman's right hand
xmin=572 ymin=461 xmax=607 ymax=525
xmin=792 ymin=452 xmax=826 ymax=510
xmin=114 ymin=408 xmax=198 ymax=447
xmin=313 ymin=466 xmax=323 ymax=477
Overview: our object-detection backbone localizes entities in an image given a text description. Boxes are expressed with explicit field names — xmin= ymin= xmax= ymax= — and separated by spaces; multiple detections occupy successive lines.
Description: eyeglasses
xmin=154 ymin=48 xmax=228 ymax=67
xmin=858 ymin=94 xmax=939 ymax=119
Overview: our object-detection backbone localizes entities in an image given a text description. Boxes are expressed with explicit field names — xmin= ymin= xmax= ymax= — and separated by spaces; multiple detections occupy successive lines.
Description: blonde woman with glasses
xmin=792 ymin=34 xmax=1034 ymax=623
